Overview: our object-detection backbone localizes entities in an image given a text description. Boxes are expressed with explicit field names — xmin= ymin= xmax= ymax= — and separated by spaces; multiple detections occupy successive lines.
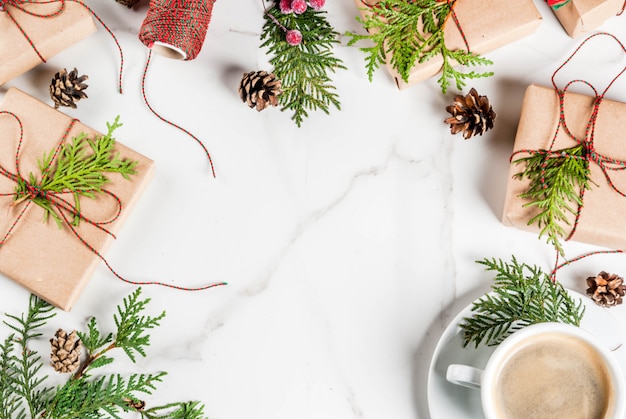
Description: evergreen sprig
xmin=261 ymin=1 xmax=346 ymax=127
xmin=14 ymin=116 xmax=138 ymax=228
xmin=0 ymin=289 xmax=209 ymax=418
xmin=513 ymin=144 xmax=593 ymax=256
xmin=346 ymin=0 xmax=493 ymax=93
xmin=460 ymin=257 xmax=585 ymax=348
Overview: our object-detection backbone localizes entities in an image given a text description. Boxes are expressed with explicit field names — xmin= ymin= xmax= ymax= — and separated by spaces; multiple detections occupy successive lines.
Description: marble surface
xmin=1 ymin=1 xmax=626 ymax=418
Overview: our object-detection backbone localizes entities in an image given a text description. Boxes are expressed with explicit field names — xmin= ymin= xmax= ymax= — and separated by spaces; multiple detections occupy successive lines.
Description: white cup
xmin=446 ymin=322 xmax=626 ymax=419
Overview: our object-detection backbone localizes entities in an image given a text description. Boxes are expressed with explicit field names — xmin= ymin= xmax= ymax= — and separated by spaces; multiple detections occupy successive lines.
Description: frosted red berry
xmin=286 ymin=29 xmax=303 ymax=46
xmin=308 ymin=0 xmax=325 ymax=10
xmin=291 ymin=0 xmax=307 ymax=14
xmin=279 ymin=0 xmax=292 ymax=13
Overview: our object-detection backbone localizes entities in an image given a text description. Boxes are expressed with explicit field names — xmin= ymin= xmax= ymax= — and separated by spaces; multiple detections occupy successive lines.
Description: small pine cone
xmin=586 ymin=271 xmax=626 ymax=307
xmin=50 ymin=329 xmax=81 ymax=373
xmin=239 ymin=71 xmax=282 ymax=112
xmin=115 ymin=0 xmax=140 ymax=7
xmin=444 ymin=87 xmax=496 ymax=139
xmin=49 ymin=68 xmax=88 ymax=109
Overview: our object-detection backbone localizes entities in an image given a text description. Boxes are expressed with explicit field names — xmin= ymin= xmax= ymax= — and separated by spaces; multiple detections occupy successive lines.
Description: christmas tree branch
xmin=460 ymin=257 xmax=585 ymax=348
xmin=261 ymin=1 xmax=345 ymax=126
xmin=15 ymin=116 xmax=138 ymax=228
xmin=346 ymin=0 xmax=493 ymax=93
xmin=513 ymin=144 xmax=593 ymax=256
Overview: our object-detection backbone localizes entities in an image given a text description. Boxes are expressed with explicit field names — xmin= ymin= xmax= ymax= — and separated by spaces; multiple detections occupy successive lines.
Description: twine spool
xmin=138 ymin=0 xmax=215 ymax=60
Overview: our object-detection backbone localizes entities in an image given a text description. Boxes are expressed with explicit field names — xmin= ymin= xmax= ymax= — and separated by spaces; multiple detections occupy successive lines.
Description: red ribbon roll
xmin=138 ymin=0 xmax=216 ymax=60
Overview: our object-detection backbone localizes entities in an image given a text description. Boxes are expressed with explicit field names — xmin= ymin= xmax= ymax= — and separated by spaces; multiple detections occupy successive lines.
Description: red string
xmin=509 ymin=33 xmax=626 ymax=280
xmin=138 ymin=0 xmax=215 ymax=61
xmin=140 ymin=50 xmax=216 ymax=177
xmin=0 ymin=111 xmax=226 ymax=292
xmin=1 ymin=0 xmax=125 ymax=93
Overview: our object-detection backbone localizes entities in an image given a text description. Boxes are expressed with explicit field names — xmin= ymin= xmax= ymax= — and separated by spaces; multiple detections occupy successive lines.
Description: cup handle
xmin=446 ymin=364 xmax=483 ymax=389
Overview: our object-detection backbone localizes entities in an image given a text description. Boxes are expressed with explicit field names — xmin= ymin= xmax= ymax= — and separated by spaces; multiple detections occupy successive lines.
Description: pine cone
xmin=50 ymin=329 xmax=81 ymax=373
xmin=114 ymin=0 xmax=140 ymax=7
xmin=586 ymin=271 xmax=626 ymax=307
xmin=239 ymin=70 xmax=282 ymax=112
xmin=444 ymin=88 xmax=496 ymax=139
xmin=49 ymin=68 xmax=88 ymax=109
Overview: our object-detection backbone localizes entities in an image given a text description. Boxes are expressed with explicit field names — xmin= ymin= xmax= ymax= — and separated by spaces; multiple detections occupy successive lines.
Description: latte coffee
xmin=493 ymin=333 xmax=613 ymax=419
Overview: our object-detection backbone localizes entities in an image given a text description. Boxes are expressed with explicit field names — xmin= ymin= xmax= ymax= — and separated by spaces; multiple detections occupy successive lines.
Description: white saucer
xmin=427 ymin=290 xmax=626 ymax=419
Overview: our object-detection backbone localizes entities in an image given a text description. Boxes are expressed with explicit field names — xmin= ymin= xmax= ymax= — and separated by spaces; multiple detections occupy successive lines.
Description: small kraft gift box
xmin=352 ymin=0 xmax=542 ymax=89
xmin=502 ymin=84 xmax=626 ymax=251
xmin=0 ymin=88 xmax=154 ymax=310
xmin=0 ymin=0 xmax=97 ymax=85
xmin=551 ymin=0 xmax=625 ymax=38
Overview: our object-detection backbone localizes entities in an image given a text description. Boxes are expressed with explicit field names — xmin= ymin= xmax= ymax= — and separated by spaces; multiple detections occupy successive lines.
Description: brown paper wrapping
xmin=553 ymin=0 xmax=624 ymax=38
xmin=353 ymin=0 xmax=542 ymax=90
xmin=0 ymin=2 xmax=97 ymax=85
xmin=0 ymin=88 xmax=155 ymax=310
xmin=502 ymin=84 xmax=626 ymax=250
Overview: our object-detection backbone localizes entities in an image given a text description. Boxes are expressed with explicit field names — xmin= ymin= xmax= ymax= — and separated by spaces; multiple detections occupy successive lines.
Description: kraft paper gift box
xmin=0 ymin=88 xmax=154 ymax=310
xmin=502 ymin=84 xmax=626 ymax=250
xmin=552 ymin=0 xmax=624 ymax=38
xmin=353 ymin=0 xmax=542 ymax=90
xmin=0 ymin=1 xmax=97 ymax=85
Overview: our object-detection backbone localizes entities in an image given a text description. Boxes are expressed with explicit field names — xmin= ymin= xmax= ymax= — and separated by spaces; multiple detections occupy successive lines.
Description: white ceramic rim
xmin=480 ymin=322 xmax=626 ymax=419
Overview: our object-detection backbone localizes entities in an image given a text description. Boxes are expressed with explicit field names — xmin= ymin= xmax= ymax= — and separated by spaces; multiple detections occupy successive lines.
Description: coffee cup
xmin=446 ymin=322 xmax=625 ymax=419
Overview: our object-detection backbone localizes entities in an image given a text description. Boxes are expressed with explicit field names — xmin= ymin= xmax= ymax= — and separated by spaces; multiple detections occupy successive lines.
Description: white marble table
xmin=2 ymin=1 xmax=626 ymax=418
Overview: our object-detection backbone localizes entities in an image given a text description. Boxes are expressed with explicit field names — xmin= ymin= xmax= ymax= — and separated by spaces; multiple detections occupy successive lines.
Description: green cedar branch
xmin=513 ymin=144 xmax=593 ymax=256
xmin=261 ymin=2 xmax=346 ymax=127
xmin=14 ymin=116 xmax=138 ymax=228
xmin=460 ymin=257 xmax=585 ymax=348
xmin=0 ymin=289 xmax=208 ymax=418
xmin=346 ymin=0 xmax=493 ymax=93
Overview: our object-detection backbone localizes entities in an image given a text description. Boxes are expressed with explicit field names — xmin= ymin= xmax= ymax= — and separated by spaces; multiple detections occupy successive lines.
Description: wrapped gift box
xmin=0 ymin=1 xmax=96 ymax=85
xmin=502 ymin=84 xmax=626 ymax=250
xmin=353 ymin=0 xmax=542 ymax=89
xmin=0 ymin=88 xmax=154 ymax=310
xmin=552 ymin=0 xmax=624 ymax=38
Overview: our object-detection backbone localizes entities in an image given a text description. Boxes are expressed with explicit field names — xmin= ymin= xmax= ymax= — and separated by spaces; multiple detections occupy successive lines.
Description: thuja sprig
xmin=14 ymin=116 xmax=138 ymax=228
xmin=2 ymin=295 xmax=56 ymax=418
xmin=261 ymin=0 xmax=346 ymax=127
xmin=513 ymin=144 xmax=593 ymax=256
xmin=0 ymin=289 xmax=209 ymax=418
xmin=460 ymin=257 xmax=584 ymax=348
xmin=346 ymin=0 xmax=493 ymax=93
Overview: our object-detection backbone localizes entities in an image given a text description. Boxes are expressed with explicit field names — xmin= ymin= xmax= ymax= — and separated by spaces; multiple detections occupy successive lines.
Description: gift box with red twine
xmin=550 ymin=0 xmax=625 ymax=38
xmin=0 ymin=88 xmax=155 ymax=310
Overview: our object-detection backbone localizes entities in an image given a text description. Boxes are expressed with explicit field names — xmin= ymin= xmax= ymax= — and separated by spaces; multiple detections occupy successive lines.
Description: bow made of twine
xmin=1 ymin=0 xmax=125 ymax=93
xmin=359 ymin=0 xmax=471 ymax=53
xmin=0 ymin=111 xmax=226 ymax=292
xmin=509 ymin=32 xmax=626 ymax=279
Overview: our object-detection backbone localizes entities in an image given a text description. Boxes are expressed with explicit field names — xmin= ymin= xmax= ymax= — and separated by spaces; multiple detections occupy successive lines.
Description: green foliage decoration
xmin=460 ymin=257 xmax=585 ymax=348
xmin=513 ymin=144 xmax=593 ymax=256
xmin=261 ymin=1 xmax=346 ymax=127
xmin=14 ymin=116 xmax=137 ymax=228
xmin=0 ymin=289 xmax=209 ymax=418
xmin=346 ymin=0 xmax=493 ymax=93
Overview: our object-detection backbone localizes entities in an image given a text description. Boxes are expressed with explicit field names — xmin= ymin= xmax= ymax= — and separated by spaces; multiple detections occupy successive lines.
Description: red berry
xmin=291 ymin=0 xmax=307 ymax=14
xmin=286 ymin=29 xmax=303 ymax=46
xmin=308 ymin=0 xmax=325 ymax=10
xmin=279 ymin=0 xmax=292 ymax=13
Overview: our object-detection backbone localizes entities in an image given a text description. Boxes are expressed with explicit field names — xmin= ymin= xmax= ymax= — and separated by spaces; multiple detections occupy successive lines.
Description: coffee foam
xmin=492 ymin=333 xmax=613 ymax=419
